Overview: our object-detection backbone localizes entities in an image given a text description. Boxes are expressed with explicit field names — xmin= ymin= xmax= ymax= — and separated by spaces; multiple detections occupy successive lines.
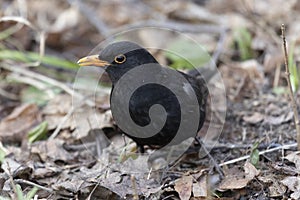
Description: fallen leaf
xmin=268 ymin=182 xmax=286 ymax=197
xmin=174 ymin=175 xmax=193 ymax=200
xmin=192 ymin=174 xmax=208 ymax=198
xmin=244 ymin=161 xmax=260 ymax=179
xmin=258 ymin=175 xmax=286 ymax=197
xmin=42 ymin=94 xmax=72 ymax=115
xmin=243 ymin=112 xmax=264 ymax=124
xmin=285 ymin=151 xmax=300 ymax=170
xmin=219 ymin=162 xmax=259 ymax=190
xmin=72 ymin=108 xmax=113 ymax=139
xmin=0 ymin=104 xmax=40 ymax=143
xmin=239 ymin=59 xmax=264 ymax=81
xmin=218 ymin=177 xmax=249 ymax=190
xmin=54 ymin=179 xmax=85 ymax=193
xmin=1 ymin=157 xmax=32 ymax=179
xmin=31 ymin=139 xmax=74 ymax=163
xmin=264 ymin=115 xmax=285 ymax=126
xmin=32 ymin=167 xmax=61 ymax=179
xmin=281 ymin=176 xmax=300 ymax=199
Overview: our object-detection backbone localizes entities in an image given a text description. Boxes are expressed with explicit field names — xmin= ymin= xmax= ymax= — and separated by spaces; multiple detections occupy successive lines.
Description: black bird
xmin=77 ymin=41 xmax=208 ymax=152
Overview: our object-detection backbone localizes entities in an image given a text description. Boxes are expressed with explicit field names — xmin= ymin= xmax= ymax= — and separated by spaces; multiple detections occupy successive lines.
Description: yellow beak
xmin=77 ymin=55 xmax=109 ymax=67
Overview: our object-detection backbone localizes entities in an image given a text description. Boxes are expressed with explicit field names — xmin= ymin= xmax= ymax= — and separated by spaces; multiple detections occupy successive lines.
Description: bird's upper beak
xmin=77 ymin=55 xmax=109 ymax=67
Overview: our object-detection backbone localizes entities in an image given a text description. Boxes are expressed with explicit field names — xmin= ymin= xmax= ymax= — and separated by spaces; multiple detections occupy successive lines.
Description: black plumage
xmin=78 ymin=41 xmax=208 ymax=151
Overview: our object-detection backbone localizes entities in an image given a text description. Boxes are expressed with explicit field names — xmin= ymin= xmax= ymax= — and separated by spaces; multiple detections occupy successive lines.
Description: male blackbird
xmin=77 ymin=41 xmax=208 ymax=151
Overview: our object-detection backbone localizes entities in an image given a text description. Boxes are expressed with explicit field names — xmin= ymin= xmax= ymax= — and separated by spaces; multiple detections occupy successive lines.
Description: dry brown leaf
xmin=72 ymin=108 xmax=113 ymax=139
xmin=219 ymin=177 xmax=249 ymax=190
xmin=32 ymin=167 xmax=61 ymax=179
xmin=258 ymin=174 xmax=286 ymax=197
xmin=192 ymin=174 xmax=208 ymax=198
xmin=43 ymin=94 xmax=113 ymax=139
xmin=42 ymin=94 xmax=72 ymax=115
xmin=239 ymin=59 xmax=264 ymax=81
xmin=219 ymin=64 xmax=259 ymax=101
xmin=268 ymin=182 xmax=286 ymax=197
xmin=243 ymin=112 xmax=264 ymax=124
xmin=244 ymin=161 xmax=260 ymax=180
xmin=174 ymin=175 xmax=193 ymax=200
xmin=219 ymin=162 xmax=258 ymax=190
xmin=0 ymin=103 xmax=40 ymax=143
xmin=53 ymin=179 xmax=85 ymax=193
xmin=281 ymin=176 xmax=300 ymax=199
xmin=285 ymin=151 xmax=300 ymax=170
xmin=264 ymin=115 xmax=286 ymax=126
xmin=31 ymin=139 xmax=74 ymax=163
xmin=42 ymin=94 xmax=74 ymax=130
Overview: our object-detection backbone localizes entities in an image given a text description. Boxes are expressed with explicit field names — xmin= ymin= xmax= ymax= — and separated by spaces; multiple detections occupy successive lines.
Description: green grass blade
xmin=0 ymin=50 xmax=79 ymax=70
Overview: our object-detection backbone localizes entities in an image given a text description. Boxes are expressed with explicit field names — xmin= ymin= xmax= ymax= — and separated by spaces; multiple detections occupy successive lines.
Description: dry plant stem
xmin=87 ymin=182 xmax=100 ymax=200
xmin=14 ymin=179 xmax=53 ymax=193
xmin=131 ymin=175 xmax=139 ymax=200
xmin=6 ymin=162 xmax=18 ymax=200
xmin=0 ymin=88 xmax=18 ymax=100
xmin=8 ymin=73 xmax=56 ymax=98
xmin=281 ymin=24 xmax=300 ymax=150
xmin=1 ymin=63 xmax=95 ymax=107
xmin=273 ymin=63 xmax=281 ymax=88
xmin=0 ymin=16 xmax=46 ymax=67
xmin=219 ymin=142 xmax=297 ymax=167
xmin=195 ymin=137 xmax=224 ymax=178
xmin=50 ymin=97 xmax=89 ymax=139
xmin=49 ymin=107 xmax=74 ymax=139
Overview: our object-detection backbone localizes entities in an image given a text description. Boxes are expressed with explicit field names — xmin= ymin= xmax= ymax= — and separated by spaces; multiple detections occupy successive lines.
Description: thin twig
xmin=49 ymin=96 xmax=91 ymax=139
xmin=14 ymin=179 xmax=53 ymax=193
xmin=0 ymin=16 xmax=46 ymax=68
xmin=273 ymin=63 xmax=281 ymax=88
xmin=1 ymin=63 xmax=95 ymax=107
xmin=219 ymin=143 xmax=297 ymax=167
xmin=195 ymin=137 xmax=224 ymax=178
xmin=7 ymin=73 xmax=56 ymax=98
xmin=49 ymin=106 xmax=75 ymax=140
xmin=131 ymin=175 xmax=139 ymax=200
xmin=0 ymin=88 xmax=19 ymax=100
xmin=281 ymin=24 xmax=300 ymax=150
xmin=6 ymin=162 xmax=18 ymax=200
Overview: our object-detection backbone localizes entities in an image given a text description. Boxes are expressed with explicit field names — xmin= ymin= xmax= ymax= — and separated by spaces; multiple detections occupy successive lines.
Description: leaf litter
xmin=1 ymin=0 xmax=300 ymax=199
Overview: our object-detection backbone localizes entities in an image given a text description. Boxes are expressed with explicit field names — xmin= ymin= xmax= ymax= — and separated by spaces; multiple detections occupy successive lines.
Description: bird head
xmin=77 ymin=41 xmax=158 ymax=83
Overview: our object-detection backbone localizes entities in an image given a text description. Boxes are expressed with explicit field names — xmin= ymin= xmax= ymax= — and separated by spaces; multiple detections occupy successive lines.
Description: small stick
xmin=219 ymin=142 xmax=297 ymax=167
xmin=131 ymin=175 xmax=139 ymax=200
xmin=281 ymin=24 xmax=300 ymax=150
xmin=195 ymin=137 xmax=224 ymax=178
xmin=0 ymin=16 xmax=46 ymax=68
xmin=1 ymin=63 xmax=95 ymax=107
xmin=6 ymin=162 xmax=18 ymax=200
xmin=14 ymin=179 xmax=53 ymax=193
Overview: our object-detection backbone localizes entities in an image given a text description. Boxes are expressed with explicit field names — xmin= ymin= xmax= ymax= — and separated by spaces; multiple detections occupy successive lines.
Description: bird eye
xmin=114 ymin=54 xmax=126 ymax=64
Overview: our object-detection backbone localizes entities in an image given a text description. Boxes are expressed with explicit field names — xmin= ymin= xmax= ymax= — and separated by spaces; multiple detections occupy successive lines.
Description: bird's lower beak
xmin=77 ymin=55 xmax=109 ymax=67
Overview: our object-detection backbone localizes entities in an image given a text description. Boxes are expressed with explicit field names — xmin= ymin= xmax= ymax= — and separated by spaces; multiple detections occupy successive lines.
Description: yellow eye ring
xmin=114 ymin=54 xmax=126 ymax=64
